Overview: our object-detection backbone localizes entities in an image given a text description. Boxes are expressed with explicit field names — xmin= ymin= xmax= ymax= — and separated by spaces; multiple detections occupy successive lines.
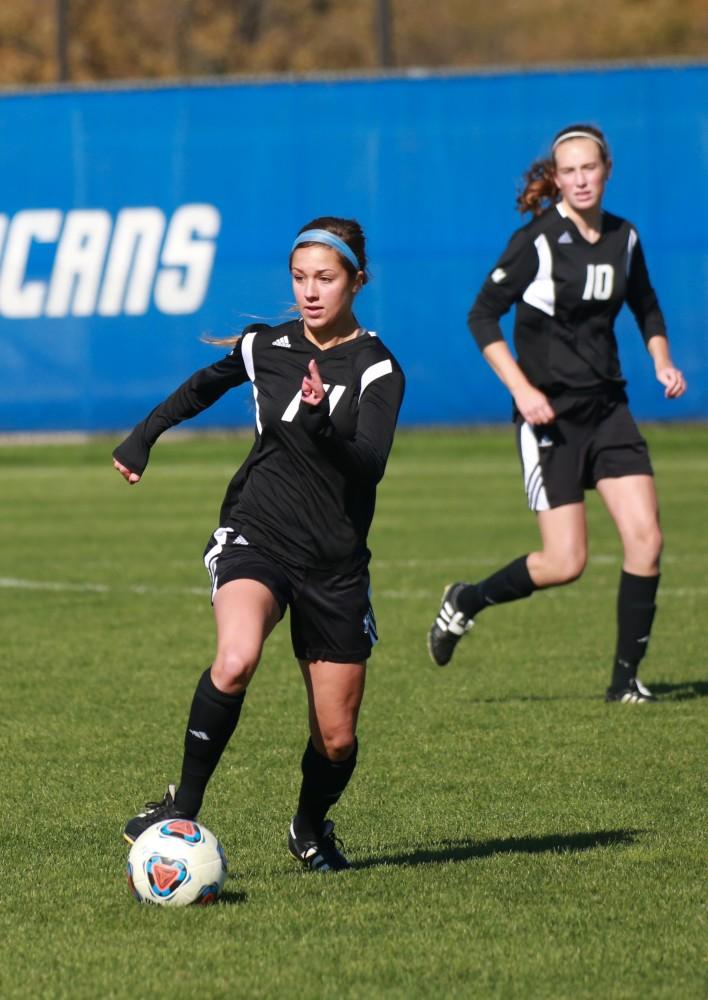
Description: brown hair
xmin=290 ymin=215 xmax=369 ymax=284
xmin=204 ymin=216 xmax=369 ymax=348
xmin=516 ymin=123 xmax=610 ymax=216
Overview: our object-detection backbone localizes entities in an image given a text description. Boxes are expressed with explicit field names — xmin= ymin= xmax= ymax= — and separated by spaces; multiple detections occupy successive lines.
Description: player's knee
xmin=642 ymin=522 xmax=663 ymax=563
xmin=211 ymin=647 xmax=259 ymax=692
xmin=319 ymin=729 xmax=356 ymax=762
xmin=627 ymin=521 xmax=663 ymax=570
xmin=653 ymin=525 xmax=664 ymax=564
xmin=546 ymin=550 xmax=587 ymax=586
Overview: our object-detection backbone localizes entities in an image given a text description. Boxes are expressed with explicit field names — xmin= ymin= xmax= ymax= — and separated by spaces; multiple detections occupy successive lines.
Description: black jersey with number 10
xmin=468 ymin=205 xmax=666 ymax=397
xmin=113 ymin=319 xmax=405 ymax=572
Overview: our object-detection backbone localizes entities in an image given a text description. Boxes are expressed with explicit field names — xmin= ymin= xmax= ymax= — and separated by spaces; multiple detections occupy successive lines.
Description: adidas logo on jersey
xmin=558 ymin=231 xmax=573 ymax=244
xmin=272 ymin=335 xmax=291 ymax=349
xmin=232 ymin=534 xmax=249 ymax=546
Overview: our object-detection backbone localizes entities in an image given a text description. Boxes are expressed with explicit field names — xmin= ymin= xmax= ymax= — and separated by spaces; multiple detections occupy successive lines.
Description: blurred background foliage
xmin=0 ymin=0 xmax=706 ymax=86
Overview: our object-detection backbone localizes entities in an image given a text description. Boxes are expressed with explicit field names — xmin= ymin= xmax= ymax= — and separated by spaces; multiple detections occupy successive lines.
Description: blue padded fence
xmin=0 ymin=62 xmax=706 ymax=431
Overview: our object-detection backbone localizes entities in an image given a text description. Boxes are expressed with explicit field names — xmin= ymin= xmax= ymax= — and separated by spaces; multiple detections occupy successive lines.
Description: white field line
xmin=0 ymin=577 xmax=206 ymax=597
xmin=0 ymin=576 xmax=705 ymax=600
xmin=374 ymin=553 xmax=680 ymax=568
xmin=4 ymin=455 xmax=708 ymax=480
xmin=378 ymin=586 xmax=708 ymax=599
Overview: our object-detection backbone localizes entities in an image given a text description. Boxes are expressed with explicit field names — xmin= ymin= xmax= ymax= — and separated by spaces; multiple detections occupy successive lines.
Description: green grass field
xmin=1 ymin=426 xmax=706 ymax=999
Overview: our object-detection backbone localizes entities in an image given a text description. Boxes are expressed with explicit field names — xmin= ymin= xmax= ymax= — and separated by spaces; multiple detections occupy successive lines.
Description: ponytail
xmin=516 ymin=157 xmax=558 ymax=216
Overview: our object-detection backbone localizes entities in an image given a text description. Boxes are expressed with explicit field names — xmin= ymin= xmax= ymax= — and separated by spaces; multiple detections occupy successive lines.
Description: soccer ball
xmin=126 ymin=819 xmax=228 ymax=906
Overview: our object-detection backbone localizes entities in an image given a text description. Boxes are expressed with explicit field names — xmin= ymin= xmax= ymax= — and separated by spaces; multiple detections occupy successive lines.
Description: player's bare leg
xmin=124 ymin=580 xmax=280 ymax=842
xmin=598 ymin=476 xmax=662 ymax=703
xmin=428 ymin=503 xmax=587 ymax=666
xmin=288 ymin=659 xmax=366 ymax=871
xmin=529 ymin=502 xmax=588 ymax=586
xmin=211 ymin=579 xmax=281 ymax=693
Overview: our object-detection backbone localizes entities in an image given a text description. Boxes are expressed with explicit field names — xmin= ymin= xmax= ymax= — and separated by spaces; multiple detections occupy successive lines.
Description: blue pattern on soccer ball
xmin=157 ymin=819 xmax=204 ymax=845
xmin=145 ymin=854 xmax=190 ymax=898
xmin=195 ymin=882 xmax=220 ymax=905
xmin=126 ymin=861 xmax=142 ymax=902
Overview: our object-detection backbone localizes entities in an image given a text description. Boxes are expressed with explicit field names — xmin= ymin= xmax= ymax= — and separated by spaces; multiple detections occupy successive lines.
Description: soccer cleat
xmin=123 ymin=784 xmax=193 ymax=845
xmin=288 ymin=818 xmax=352 ymax=872
xmin=427 ymin=582 xmax=474 ymax=666
xmin=605 ymin=677 xmax=657 ymax=704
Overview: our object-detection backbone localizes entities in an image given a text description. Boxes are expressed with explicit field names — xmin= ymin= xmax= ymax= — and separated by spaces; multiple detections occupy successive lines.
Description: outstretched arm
xmin=112 ymin=348 xmax=249 ymax=481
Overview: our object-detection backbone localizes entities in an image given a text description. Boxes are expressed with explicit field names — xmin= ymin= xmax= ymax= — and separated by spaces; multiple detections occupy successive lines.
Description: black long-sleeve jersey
xmin=113 ymin=318 xmax=405 ymax=572
xmin=468 ymin=205 xmax=666 ymax=399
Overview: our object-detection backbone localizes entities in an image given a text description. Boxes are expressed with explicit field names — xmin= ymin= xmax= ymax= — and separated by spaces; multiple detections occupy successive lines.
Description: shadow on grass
xmin=466 ymin=681 xmax=708 ymax=704
xmin=650 ymin=680 xmax=708 ymax=700
xmin=467 ymin=694 xmax=598 ymax=704
xmin=219 ymin=889 xmax=248 ymax=905
xmin=356 ymin=828 xmax=642 ymax=870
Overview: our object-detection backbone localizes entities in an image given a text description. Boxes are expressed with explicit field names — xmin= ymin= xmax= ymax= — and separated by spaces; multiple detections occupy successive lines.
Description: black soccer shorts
xmin=514 ymin=397 xmax=653 ymax=511
xmin=203 ymin=527 xmax=377 ymax=663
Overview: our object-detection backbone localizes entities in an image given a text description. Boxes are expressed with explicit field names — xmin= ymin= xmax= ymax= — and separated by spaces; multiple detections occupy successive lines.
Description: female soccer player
xmin=115 ymin=217 xmax=404 ymax=871
xmin=427 ymin=124 xmax=686 ymax=703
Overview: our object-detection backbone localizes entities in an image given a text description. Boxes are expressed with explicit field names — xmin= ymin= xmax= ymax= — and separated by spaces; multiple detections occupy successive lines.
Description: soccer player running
xmin=427 ymin=124 xmax=686 ymax=703
xmin=114 ymin=217 xmax=404 ymax=871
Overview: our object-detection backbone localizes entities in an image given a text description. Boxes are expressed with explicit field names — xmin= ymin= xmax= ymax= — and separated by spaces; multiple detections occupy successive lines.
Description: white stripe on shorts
xmin=519 ymin=422 xmax=550 ymax=512
xmin=203 ymin=526 xmax=234 ymax=601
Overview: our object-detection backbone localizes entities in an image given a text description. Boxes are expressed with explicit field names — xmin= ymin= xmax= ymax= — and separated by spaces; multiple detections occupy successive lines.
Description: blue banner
xmin=0 ymin=63 xmax=706 ymax=431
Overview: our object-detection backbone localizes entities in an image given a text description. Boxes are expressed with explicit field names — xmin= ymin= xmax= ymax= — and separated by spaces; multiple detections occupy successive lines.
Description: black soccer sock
xmin=174 ymin=668 xmax=246 ymax=817
xmin=294 ymin=737 xmax=358 ymax=841
xmin=456 ymin=555 xmax=536 ymax=619
xmin=610 ymin=571 xmax=659 ymax=689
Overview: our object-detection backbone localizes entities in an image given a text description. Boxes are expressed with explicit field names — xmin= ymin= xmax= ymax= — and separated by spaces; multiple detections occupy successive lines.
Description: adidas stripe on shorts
xmin=515 ymin=397 xmax=653 ymax=511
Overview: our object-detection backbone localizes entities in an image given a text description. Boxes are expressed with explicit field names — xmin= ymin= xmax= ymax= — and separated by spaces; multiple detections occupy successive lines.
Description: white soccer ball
xmin=127 ymin=818 xmax=228 ymax=906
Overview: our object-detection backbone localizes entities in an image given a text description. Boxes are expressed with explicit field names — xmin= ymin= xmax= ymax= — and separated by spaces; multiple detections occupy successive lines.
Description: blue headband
xmin=290 ymin=229 xmax=360 ymax=271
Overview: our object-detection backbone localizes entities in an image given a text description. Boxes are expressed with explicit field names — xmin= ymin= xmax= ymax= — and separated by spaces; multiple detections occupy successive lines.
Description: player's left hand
xmin=656 ymin=366 xmax=686 ymax=399
xmin=113 ymin=457 xmax=141 ymax=484
xmin=301 ymin=359 xmax=325 ymax=406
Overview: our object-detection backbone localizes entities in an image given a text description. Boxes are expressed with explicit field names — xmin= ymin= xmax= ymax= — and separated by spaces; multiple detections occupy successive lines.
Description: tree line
xmin=1 ymin=0 xmax=705 ymax=86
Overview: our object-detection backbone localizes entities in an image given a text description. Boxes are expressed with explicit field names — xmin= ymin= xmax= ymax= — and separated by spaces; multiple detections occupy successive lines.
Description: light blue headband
xmin=290 ymin=229 xmax=360 ymax=271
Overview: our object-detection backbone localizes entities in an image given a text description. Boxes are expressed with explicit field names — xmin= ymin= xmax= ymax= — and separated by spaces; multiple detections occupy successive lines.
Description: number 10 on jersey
xmin=582 ymin=264 xmax=614 ymax=301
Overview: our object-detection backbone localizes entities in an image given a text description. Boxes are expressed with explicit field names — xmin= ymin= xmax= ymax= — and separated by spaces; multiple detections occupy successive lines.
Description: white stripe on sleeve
xmin=626 ymin=228 xmax=638 ymax=276
xmin=241 ymin=331 xmax=257 ymax=382
xmin=522 ymin=234 xmax=555 ymax=317
xmin=240 ymin=331 xmax=261 ymax=432
xmin=359 ymin=359 xmax=393 ymax=400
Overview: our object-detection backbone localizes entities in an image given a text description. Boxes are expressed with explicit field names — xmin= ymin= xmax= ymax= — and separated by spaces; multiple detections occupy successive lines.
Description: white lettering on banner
xmin=0 ymin=203 xmax=220 ymax=319
xmin=0 ymin=210 xmax=63 ymax=318
xmin=98 ymin=208 xmax=165 ymax=316
xmin=155 ymin=204 xmax=221 ymax=315
xmin=46 ymin=210 xmax=112 ymax=317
